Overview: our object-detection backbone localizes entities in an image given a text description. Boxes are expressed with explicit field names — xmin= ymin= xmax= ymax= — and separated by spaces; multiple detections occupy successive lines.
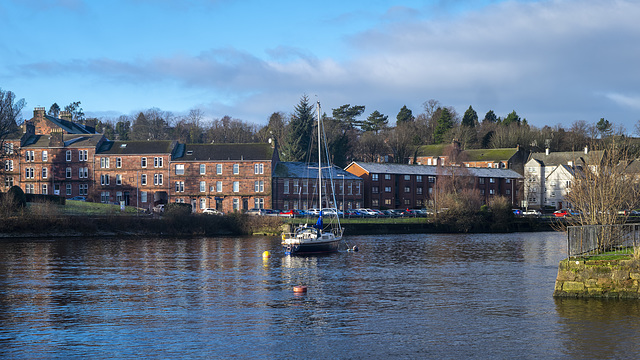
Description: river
xmin=1 ymin=232 xmax=639 ymax=359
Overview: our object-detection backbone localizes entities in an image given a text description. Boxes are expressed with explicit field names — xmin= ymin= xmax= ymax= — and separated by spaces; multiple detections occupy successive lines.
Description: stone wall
xmin=554 ymin=258 xmax=640 ymax=298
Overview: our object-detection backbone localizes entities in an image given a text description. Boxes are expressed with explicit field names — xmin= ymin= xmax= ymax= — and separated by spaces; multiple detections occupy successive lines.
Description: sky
xmin=1 ymin=0 xmax=640 ymax=132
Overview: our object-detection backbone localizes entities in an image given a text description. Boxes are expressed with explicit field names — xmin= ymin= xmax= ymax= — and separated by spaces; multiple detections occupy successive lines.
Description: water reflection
xmin=1 ymin=232 xmax=639 ymax=358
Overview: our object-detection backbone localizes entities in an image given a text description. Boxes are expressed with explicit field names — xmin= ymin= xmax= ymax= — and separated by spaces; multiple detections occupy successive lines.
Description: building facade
xmin=345 ymin=162 xmax=523 ymax=209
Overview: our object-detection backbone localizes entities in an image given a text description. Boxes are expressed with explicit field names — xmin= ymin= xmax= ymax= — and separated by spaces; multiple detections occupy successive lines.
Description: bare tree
xmin=0 ymin=89 xmax=26 ymax=171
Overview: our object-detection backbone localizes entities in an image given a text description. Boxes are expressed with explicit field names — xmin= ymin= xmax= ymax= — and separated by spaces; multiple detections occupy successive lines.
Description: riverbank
xmin=554 ymin=257 xmax=640 ymax=299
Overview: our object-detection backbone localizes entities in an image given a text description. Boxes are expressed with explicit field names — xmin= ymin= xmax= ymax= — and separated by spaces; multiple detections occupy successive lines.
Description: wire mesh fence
xmin=567 ymin=224 xmax=640 ymax=258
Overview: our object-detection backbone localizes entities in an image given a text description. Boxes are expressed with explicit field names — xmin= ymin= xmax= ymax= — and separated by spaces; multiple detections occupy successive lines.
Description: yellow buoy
xmin=262 ymin=251 xmax=270 ymax=259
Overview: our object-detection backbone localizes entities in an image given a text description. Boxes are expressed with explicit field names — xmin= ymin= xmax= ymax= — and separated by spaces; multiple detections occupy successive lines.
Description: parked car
xmin=522 ymin=209 xmax=542 ymax=217
xmin=554 ymin=209 xmax=580 ymax=217
xmin=321 ymin=208 xmax=344 ymax=217
xmin=357 ymin=208 xmax=378 ymax=217
xmin=265 ymin=209 xmax=281 ymax=217
xmin=203 ymin=208 xmax=223 ymax=215
xmin=512 ymin=209 xmax=523 ymax=216
xmin=280 ymin=209 xmax=304 ymax=218
xmin=153 ymin=204 xmax=165 ymax=213
xmin=246 ymin=208 xmax=265 ymax=216
xmin=67 ymin=196 xmax=86 ymax=201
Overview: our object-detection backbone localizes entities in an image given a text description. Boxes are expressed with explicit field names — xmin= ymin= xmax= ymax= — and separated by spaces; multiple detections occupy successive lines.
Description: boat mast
xmin=317 ymin=101 xmax=322 ymax=209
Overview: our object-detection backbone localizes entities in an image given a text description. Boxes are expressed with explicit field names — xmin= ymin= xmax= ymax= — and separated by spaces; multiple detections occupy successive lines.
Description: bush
xmin=7 ymin=186 xmax=26 ymax=208
xmin=164 ymin=203 xmax=193 ymax=217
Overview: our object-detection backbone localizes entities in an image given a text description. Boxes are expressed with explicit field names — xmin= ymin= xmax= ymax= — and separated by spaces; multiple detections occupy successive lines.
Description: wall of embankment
xmin=554 ymin=258 xmax=640 ymax=299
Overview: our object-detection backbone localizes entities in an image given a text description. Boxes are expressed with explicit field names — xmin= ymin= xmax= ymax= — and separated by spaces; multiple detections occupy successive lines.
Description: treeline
xmin=49 ymin=96 xmax=633 ymax=168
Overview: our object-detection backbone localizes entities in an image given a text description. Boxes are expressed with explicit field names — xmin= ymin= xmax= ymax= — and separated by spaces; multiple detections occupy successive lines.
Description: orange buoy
xmin=293 ymin=285 xmax=307 ymax=293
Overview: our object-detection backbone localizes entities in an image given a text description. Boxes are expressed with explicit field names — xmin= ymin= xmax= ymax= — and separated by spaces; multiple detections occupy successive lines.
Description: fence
xmin=567 ymin=224 xmax=640 ymax=257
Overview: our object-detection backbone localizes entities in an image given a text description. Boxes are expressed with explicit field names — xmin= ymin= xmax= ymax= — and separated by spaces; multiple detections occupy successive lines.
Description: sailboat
xmin=281 ymin=101 xmax=344 ymax=255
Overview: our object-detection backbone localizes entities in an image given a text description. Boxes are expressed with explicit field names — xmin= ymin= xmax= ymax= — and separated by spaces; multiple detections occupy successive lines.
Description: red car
xmin=554 ymin=210 xmax=568 ymax=217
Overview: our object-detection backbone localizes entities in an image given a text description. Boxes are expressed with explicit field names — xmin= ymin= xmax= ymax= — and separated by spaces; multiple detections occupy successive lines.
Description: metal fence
xmin=567 ymin=224 xmax=640 ymax=257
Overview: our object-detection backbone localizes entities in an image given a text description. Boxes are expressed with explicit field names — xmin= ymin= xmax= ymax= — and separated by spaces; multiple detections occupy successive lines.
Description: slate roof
xmin=274 ymin=162 xmax=362 ymax=180
xmin=97 ymin=140 xmax=178 ymax=155
xmin=44 ymin=115 xmax=93 ymax=134
xmin=528 ymin=150 xmax=604 ymax=167
xmin=348 ymin=162 xmax=523 ymax=179
xmin=174 ymin=143 xmax=274 ymax=161
xmin=20 ymin=134 xmax=105 ymax=148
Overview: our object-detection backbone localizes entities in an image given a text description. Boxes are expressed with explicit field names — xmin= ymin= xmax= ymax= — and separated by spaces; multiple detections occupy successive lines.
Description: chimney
xmin=545 ymin=148 xmax=549 ymax=156
xmin=20 ymin=121 xmax=36 ymax=146
xmin=33 ymin=107 xmax=46 ymax=119
xmin=49 ymin=129 xmax=64 ymax=147
xmin=584 ymin=146 xmax=588 ymax=154
xmin=59 ymin=111 xmax=72 ymax=122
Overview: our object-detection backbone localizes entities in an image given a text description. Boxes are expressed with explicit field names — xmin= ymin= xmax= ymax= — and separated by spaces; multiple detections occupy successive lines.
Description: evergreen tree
xmin=332 ymin=104 xmax=365 ymax=129
xmin=483 ymin=110 xmax=498 ymax=124
xmin=362 ymin=110 xmax=388 ymax=133
xmin=433 ymin=108 xmax=454 ymax=144
xmin=596 ymin=117 xmax=613 ymax=138
xmin=502 ymin=110 xmax=521 ymax=126
xmin=281 ymin=95 xmax=315 ymax=161
xmin=396 ymin=105 xmax=414 ymax=124
xmin=461 ymin=105 xmax=478 ymax=128
xmin=48 ymin=103 xmax=60 ymax=118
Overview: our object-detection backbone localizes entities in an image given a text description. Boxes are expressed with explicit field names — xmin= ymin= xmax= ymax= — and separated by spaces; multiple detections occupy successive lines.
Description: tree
xmin=483 ymin=110 xmax=498 ymax=124
xmin=332 ymin=104 xmax=365 ymax=129
xmin=281 ymin=95 xmax=315 ymax=162
xmin=596 ymin=118 xmax=613 ymax=138
xmin=502 ymin=110 xmax=521 ymax=127
xmin=256 ymin=112 xmax=288 ymax=147
xmin=48 ymin=103 xmax=60 ymax=118
xmin=362 ymin=110 xmax=388 ymax=133
xmin=64 ymin=101 xmax=85 ymax=122
xmin=386 ymin=122 xmax=415 ymax=163
xmin=115 ymin=115 xmax=131 ymax=140
xmin=396 ymin=105 xmax=414 ymax=124
xmin=0 ymin=88 xmax=25 ymax=167
xmin=461 ymin=105 xmax=478 ymax=128
xmin=433 ymin=107 xmax=454 ymax=144
xmin=357 ymin=131 xmax=389 ymax=162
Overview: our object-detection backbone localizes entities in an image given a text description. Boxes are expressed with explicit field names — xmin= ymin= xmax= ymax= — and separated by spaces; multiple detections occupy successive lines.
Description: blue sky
xmin=1 ymin=0 xmax=639 ymax=132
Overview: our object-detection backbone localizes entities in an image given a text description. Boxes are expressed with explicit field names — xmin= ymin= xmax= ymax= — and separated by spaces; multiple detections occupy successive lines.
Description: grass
xmin=28 ymin=200 xmax=144 ymax=216
xmin=574 ymin=247 xmax=635 ymax=261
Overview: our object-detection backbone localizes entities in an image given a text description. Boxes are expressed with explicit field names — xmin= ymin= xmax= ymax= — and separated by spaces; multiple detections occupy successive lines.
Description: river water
xmin=1 ymin=232 xmax=640 ymax=359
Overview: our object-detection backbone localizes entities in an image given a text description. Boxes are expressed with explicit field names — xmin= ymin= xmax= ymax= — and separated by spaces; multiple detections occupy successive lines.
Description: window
xmin=4 ymin=160 xmax=13 ymax=171
xmin=200 ymin=198 xmax=207 ymax=210
xmin=101 ymin=174 xmax=110 ymax=185
xmin=141 ymin=157 xmax=147 ymax=168
xmin=284 ymin=180 xmax=289 ymax=194
xmin=154 ymin=157 xmax=163 ymax=168
xmin=416 ymin=175 xmax=422 ymax=182
xmin=428 ymin=176 xmax=435 ymax=183
xmin=216 ymin=164 xmax=222 ymax=175
xmin=141 ymin=174 xmax=147 ymax=186
xmin=66 ymin=184 xmax=72 ymax=195
xmin=116 ymin=174 xmax=122 ymax=185
xmin=216 ymin=181 xmax=222 ymax=192
xmin=200 ymin=181 xmax=206 ymax=192
xmin=42 ymin=151 xmax=48 ymax=162
xmin=82 ymin=167 xmax=88 ymax=178
xmin=372 ymin=186 xmax=379 ymax=194
xmin=176 ymin=181 xmax=185 ymax=192
xmin=417 ymin=187 xmax=423 ymax=195
xmin=348 ymin=182 xmax=353 ymax=195
xmin=5 ymin=177 xmax=14 ymax=187
xmin=293 ymin=180 xmax=299 ymax=194
xmin=141 ymin=191 xmax=148 ymax=203
xmin=489 ymin=178 xmax=495 ymax=183
xmin=24 ymin=168 xmax=34 ymax=179
xmin=40 ymin=184 xmax=47 ymax=195
xmin=489 ymin=189 xmax=495 ymax=195
xmin=175 ymin=164 xmax=184 ymax=175
xmin=154 ymin=174 xmax=163 ymax=185
xmin=116 ymin=192 xmax=123 ymax=203
xmin=255 ymin=181 xmax=264 ymax=192
xmin=233 ymin=198 xmax=239 ymax=211
xmin=66 ymin=150 xmax=72 ymax=161
xmin=479 ymin=178 xmax=485 ymax=185
xmin=303 ymin=181 xmax=308 ymax=194
xmin=233 ymin=164 xmax=239 ymax=175
xmin=254 ymin=163 xmax=264 ymax=174
xmin=42 ymin=167 xmax=48 ymax=179
xmin=404 ymin=186 xmax=410 ymax=193
xmin=506 ymin=189 xmax=511 ymax=195
xmin=404 ymin=175 xmax=411 ymax=181
xmin=79 ymin=150 xmax=88 ymax=162
xmin=100 ymin=157 xmax=110 ymax=168
xmin=4 ymin=143 xmax=13 ymax=154
xmin=404 ymin=199 xmax=411 ymax=205
xmin=428 ymin=187 xmax=433 ymax=195
xmin=372 ymin=199 xmax=379 ymax=207
xmin=101 ymin=191 xmax=110 ymax=203
xmin=25 ymin=184 xmax=34 ymax=194
xmin=233 ymin=181 xmax=239 ymax=192
xmin=25 ymin=150 xmax=34 ymax=162
xmin=506 ymin=178 xmax=511 ymax=184
xmin=65 ymin=167 xmax=72 ymax=178
xmin=385 ymin=199 xmax=392 ymax=205
xmin=372 ymin=174 xmax=379 ymax=181
xmin=116 ymin=157 xmax=122 ymax=168
xmin=79 ymin=184 xmax=88 ymax=196
xmin=356 ymin=183 xmax=361 ymax=195
xmin=200 ymin=164 xmax=206 ymax=175
xmin=255 ymin=198 xmax=264 ymax=209
xmin=385 ymin=174 xmax=391 ymax=180
xmin=385 ymin=186 xmax=392 ymax=193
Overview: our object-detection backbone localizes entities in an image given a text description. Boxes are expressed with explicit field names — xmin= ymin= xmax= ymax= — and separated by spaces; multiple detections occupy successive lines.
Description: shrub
xmin=165 ymin=203 xmax=193 ymax=217
xmin=7 ymin=186 xmax=26 ymax=208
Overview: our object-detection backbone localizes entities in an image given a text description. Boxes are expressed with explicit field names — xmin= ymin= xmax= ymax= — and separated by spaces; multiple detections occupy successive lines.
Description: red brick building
xmin=345 ymin=162 xmax=523 ymax=209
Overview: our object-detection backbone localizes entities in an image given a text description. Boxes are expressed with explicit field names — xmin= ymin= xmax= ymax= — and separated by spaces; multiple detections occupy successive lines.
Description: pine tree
xmin=433 ymin=108 xmax=454 ymax=144
xmin=461 ymin=105 xmax=478 ymax=128
xmin=281 ymin=95 xmax=315 ymax=161
xmin=396 ymin=105 xmax=414 ymax=124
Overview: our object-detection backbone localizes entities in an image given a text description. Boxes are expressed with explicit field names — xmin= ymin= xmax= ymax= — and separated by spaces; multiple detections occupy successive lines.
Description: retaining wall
xmin=554 ymin=258 xmax=640 ymax=298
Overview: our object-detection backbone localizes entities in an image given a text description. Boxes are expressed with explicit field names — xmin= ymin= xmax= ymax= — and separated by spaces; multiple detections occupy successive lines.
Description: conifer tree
xmin=281 ymin=95 xmax=315 ymax=161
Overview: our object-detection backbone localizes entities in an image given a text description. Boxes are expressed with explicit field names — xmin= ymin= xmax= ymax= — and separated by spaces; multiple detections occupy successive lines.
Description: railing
xmin=567 ymin=224 xmax=640 ymax=257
